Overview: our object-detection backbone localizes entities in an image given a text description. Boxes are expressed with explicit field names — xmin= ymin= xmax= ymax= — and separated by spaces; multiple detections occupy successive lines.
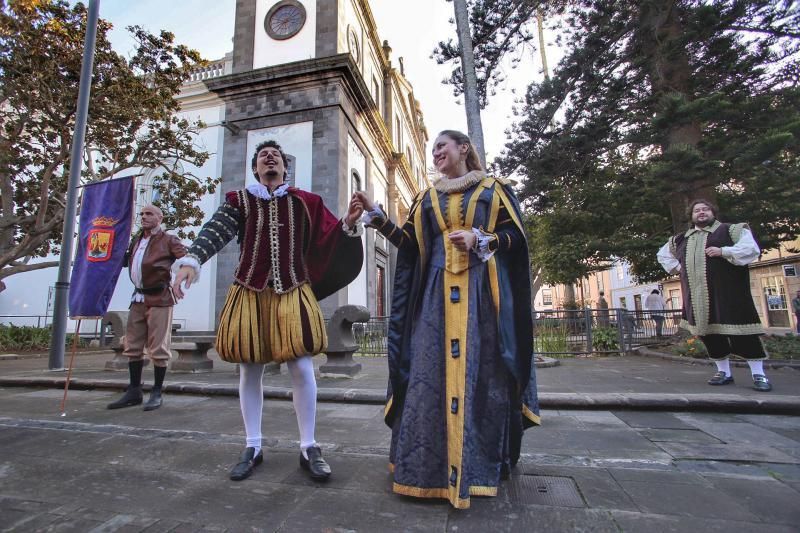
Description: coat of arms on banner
xmin=87 ymin=216 xmax=118 ymax=262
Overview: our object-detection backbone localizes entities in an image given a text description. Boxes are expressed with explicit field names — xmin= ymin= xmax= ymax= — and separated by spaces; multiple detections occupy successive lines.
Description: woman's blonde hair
xmin=438 ymin=130 xmax=483 ymax=172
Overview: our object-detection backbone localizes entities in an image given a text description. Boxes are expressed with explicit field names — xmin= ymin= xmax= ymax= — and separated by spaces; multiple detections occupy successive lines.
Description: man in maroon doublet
xmin=173 ymin=140 xmax=364 ymax=481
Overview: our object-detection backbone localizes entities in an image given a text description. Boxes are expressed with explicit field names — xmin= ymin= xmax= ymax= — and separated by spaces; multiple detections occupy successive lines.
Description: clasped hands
xmin=351 ymin=191 xmax=476 ymax=252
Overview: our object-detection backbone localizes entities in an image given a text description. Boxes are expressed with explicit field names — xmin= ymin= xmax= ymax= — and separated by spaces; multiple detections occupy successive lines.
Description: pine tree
xmin=497 ymin=0 xmax=800 ymax=282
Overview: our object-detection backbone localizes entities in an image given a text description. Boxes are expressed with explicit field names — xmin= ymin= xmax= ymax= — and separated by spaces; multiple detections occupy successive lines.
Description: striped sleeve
xmin=186 ymin=201 xmax=241 ymax=265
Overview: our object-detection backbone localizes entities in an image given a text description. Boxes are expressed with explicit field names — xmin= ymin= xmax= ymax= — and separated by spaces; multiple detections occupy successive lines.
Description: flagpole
xmin=48 ymin=0 xmax=101 ymax=370
xmin=60 ymin=319 xmax=82 ymax=416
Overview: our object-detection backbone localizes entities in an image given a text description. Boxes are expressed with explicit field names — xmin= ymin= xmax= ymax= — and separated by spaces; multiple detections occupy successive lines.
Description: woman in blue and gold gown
xmin=356 ymin=130 xmax=540 ymax=509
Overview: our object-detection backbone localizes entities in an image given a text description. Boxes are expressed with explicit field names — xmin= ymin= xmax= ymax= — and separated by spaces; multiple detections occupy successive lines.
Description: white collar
xmin=432 ymin=170 xmax=487 ymax=193
xmin=247 ymin=182 xmax=290 ymax=200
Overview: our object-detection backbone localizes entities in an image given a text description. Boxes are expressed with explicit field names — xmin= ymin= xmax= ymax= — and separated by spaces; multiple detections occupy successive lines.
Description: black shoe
xmin=300 ymin=446 xmax=331 ymax=480
xmin=107 ymin=387 xmax=143 ymax=409
xmin=707 ymin=371 xmax=734 ymax=386
xmin=143 ymin=387 xmax=162 ymax=411
xmin=229 ymin=447 xmax=263 ymax=481
xmin=752 ymin=374 xmax=772 ymax=392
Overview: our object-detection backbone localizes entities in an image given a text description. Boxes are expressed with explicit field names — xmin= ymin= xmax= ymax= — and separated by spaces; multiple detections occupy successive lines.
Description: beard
xmin=693 ymin=216 xmax=715 ymax=228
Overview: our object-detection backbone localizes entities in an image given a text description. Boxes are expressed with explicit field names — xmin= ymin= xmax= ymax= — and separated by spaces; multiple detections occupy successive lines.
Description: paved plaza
xmin=0 ymin=353 xmax=798 ymax=532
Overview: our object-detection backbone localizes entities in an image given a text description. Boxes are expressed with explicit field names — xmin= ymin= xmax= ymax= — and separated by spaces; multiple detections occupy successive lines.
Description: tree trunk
xmin=453 ymin=0 xmax=487 ymax=167
xmin=639 ymin=0 xmax=711 ymax=234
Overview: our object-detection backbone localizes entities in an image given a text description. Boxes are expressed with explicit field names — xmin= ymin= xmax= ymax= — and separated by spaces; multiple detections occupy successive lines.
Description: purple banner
xmin=69 ymin=177 xmax=134 ymax=318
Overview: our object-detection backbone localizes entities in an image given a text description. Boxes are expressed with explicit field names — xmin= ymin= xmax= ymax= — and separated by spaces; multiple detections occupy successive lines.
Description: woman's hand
xmin=448 ymin=230 xmax=476 ymax=252
xmin=353 ymin=191 xmax=375 ymax=212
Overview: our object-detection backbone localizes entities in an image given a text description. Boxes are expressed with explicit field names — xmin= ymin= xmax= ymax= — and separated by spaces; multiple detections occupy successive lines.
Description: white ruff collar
xmin=247 ymin=182 xmax=290 ymax=200
xmin=432 ymin=170 xmax=487 ymax=193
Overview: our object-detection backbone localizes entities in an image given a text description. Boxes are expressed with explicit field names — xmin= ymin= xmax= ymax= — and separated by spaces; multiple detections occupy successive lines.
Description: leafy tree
xmin=0 ymin=0 xmax=217 ymax=283
xmin=499 ymin=0 xmax=800 ymax=282
xmin=433 ymin=0 xmax=559 ymax=107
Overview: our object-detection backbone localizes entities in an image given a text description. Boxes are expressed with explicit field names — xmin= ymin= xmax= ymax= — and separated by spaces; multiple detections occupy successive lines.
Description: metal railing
xmin=533 ymin=308 xmax=683 ymax=356
xmin=0 ymin=315 xmax=52 ymax=328
xmin=352 ymin=316 xmax=389 ymax=355
xmin=348 ymin=309 xmax=683 ymax=357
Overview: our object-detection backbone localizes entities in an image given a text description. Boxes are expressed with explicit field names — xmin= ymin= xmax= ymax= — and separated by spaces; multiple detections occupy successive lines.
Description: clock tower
xmin=205 ymin=0 xmax=429 ymax=319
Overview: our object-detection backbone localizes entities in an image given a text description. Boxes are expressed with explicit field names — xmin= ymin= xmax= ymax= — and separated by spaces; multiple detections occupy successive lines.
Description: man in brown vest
xmin=657 ymin=199 xmax=771 ymax=391
xmin=108 ymin=205 xmax=187 ymax=411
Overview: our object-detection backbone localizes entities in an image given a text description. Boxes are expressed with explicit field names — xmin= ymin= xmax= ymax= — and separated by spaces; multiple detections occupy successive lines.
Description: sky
xmin=96 ymin=0 xmax=560 ymax=169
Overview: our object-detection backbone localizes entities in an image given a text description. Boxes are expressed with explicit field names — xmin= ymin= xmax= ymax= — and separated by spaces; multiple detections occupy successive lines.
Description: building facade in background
xmin=0 ymin=0 xmax=428 ymax=331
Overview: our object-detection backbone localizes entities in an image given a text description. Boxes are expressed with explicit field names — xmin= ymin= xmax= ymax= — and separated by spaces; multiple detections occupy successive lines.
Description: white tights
xmin=239 ymin=357 xmax=318 ymax=456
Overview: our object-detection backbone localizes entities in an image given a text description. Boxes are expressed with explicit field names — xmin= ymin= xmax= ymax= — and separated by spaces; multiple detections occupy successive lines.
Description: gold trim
xmin=487 ymin=189 xmax=501 ymax=232
xmin=522 ymin=404 xmax=542 ymax=426
xmin=469 ymin=486 xmax=498 ymax=497
xmin=464 ymin=178 xmax=492 ymax=227
xmin=384 ymin=395 xmax=393 ymax=418
xmin=392 ymin=482 xmax=472 ymax=509
xmin=492 ymin=183 xmax=524 ymax=234
xmin=428 ymin=187 xmax=448 ymax=233
xmin=413 ymin=194 xmax=426 ymax=263
xmin=487 ymin=256 xmax=500 ymax=318
xmin=388 ymin=462 xmax=395 ymax=473
xmin=444 ymin=253 xmax=469 ymax=507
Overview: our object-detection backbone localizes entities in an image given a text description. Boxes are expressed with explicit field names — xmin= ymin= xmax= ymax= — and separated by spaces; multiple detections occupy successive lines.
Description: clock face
xmin=347 ymin=26 xmax=360 ymax=63
xmin=265 ymin=1 xmax=306 ymax=41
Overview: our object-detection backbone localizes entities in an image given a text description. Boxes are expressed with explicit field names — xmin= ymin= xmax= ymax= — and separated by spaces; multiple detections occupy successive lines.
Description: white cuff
xmin=342 ymin=219 xmax=364 ymax=238
xmin=173 ymin=254 xmax=201 ymax=282
xmin=471 ymin=228 xmax=496 ymax=262
xmin=361 ymin=205 xmax=386 ymax=227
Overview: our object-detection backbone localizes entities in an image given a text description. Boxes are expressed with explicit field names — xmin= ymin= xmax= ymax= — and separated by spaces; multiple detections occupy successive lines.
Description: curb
xmin=0 ymin=350 xmax=115 ymax=361
xmin=2 ymin=376 xmax=797 ymax=415
xmin=635 ymin=347 xmax=800 ymax=369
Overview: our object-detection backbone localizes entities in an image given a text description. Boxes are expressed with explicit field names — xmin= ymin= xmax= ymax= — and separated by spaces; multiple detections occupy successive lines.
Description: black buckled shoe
xmin=107 ymin=386 xmax=143 ymax=409
xmin=707 ymin=371 xmax=734 ymax=386
xmin=143 ymin=387 xmax=163 ymax=411
xmin=300 ymin=446 xmax=331 ymax=481
xmin=752 ymin=374 xmax=772 ymax=392
xmin=229 ymin=447 xmax=263 ymax=481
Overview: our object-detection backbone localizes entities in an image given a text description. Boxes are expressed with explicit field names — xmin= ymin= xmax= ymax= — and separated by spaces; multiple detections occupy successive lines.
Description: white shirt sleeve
xmin=657 ymin=240 xmax=680 ymax=274
xmin=720 ymin=228 xmax=760 ymax=266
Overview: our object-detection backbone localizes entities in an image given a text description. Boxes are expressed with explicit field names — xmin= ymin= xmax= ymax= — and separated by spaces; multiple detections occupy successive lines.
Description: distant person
xmin=657 ymin=199 xmax=771 ymax=391
xmin=107 ymin=205 xmax=186 ymax=411
xmin=793 ymin=289 xmax=800 ymax=334
xmin=645 ymin=289 xmax=666 ymax=337
xmin=597 ymin=291 xmax=610 ymax=327
xmin=354 ymin=130 xmax=540 ymax=509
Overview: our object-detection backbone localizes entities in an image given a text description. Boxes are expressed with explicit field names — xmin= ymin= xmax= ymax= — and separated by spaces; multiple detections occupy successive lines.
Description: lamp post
xmin=48 ymin=0 xmax=101 ymax=370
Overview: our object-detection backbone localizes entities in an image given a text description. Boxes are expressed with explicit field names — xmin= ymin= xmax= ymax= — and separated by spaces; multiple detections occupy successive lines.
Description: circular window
xmin=265 ymin=1 xmax=307 ymax=41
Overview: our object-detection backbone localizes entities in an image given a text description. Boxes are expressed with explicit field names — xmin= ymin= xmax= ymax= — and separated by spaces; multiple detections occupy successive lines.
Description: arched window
xmin=351 ymin=169 xmax=362 ymax=196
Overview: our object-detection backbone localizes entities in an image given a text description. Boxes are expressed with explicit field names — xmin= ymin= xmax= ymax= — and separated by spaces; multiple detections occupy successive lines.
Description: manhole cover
xmin=508 ymin=475 xmax=585 ymax=507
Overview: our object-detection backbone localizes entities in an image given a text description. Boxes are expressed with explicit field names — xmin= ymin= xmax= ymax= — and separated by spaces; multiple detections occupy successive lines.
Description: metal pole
xmin=47 ymin=0 xmax=101 ymax=370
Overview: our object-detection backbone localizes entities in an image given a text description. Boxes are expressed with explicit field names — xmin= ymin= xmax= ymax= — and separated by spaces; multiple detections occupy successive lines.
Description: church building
xmin=0 ymin=0 xmax=429 ymax=332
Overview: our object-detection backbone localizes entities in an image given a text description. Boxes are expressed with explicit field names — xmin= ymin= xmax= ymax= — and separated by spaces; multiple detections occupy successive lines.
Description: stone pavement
xmin=1 ymin=352 xmax=799 ymax=531
xmin=1 ymin=351 xmax=799 ymax=413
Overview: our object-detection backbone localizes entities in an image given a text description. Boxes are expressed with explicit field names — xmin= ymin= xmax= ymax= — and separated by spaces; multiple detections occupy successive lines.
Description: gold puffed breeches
xmin=216 ymin=283 xmax=327 ymax=364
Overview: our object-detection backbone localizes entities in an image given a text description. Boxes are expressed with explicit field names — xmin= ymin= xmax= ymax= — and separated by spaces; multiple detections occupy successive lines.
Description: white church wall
xmin=347 ymin=134 xmax=368 ymax=307
xmin=245 ymin=122 xmax=313 ymax=191
xmin=0 ymin=106 xmax=225 ymax=333
xmin=253 ymin=0 xmax=317 ymax=69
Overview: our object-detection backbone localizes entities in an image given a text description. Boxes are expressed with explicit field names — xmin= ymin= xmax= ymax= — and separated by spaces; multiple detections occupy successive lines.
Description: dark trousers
xmin=652 ymin=315 xmax=665 ymax=337
xmin=700 ymin=334 xmax=766 ymax=360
